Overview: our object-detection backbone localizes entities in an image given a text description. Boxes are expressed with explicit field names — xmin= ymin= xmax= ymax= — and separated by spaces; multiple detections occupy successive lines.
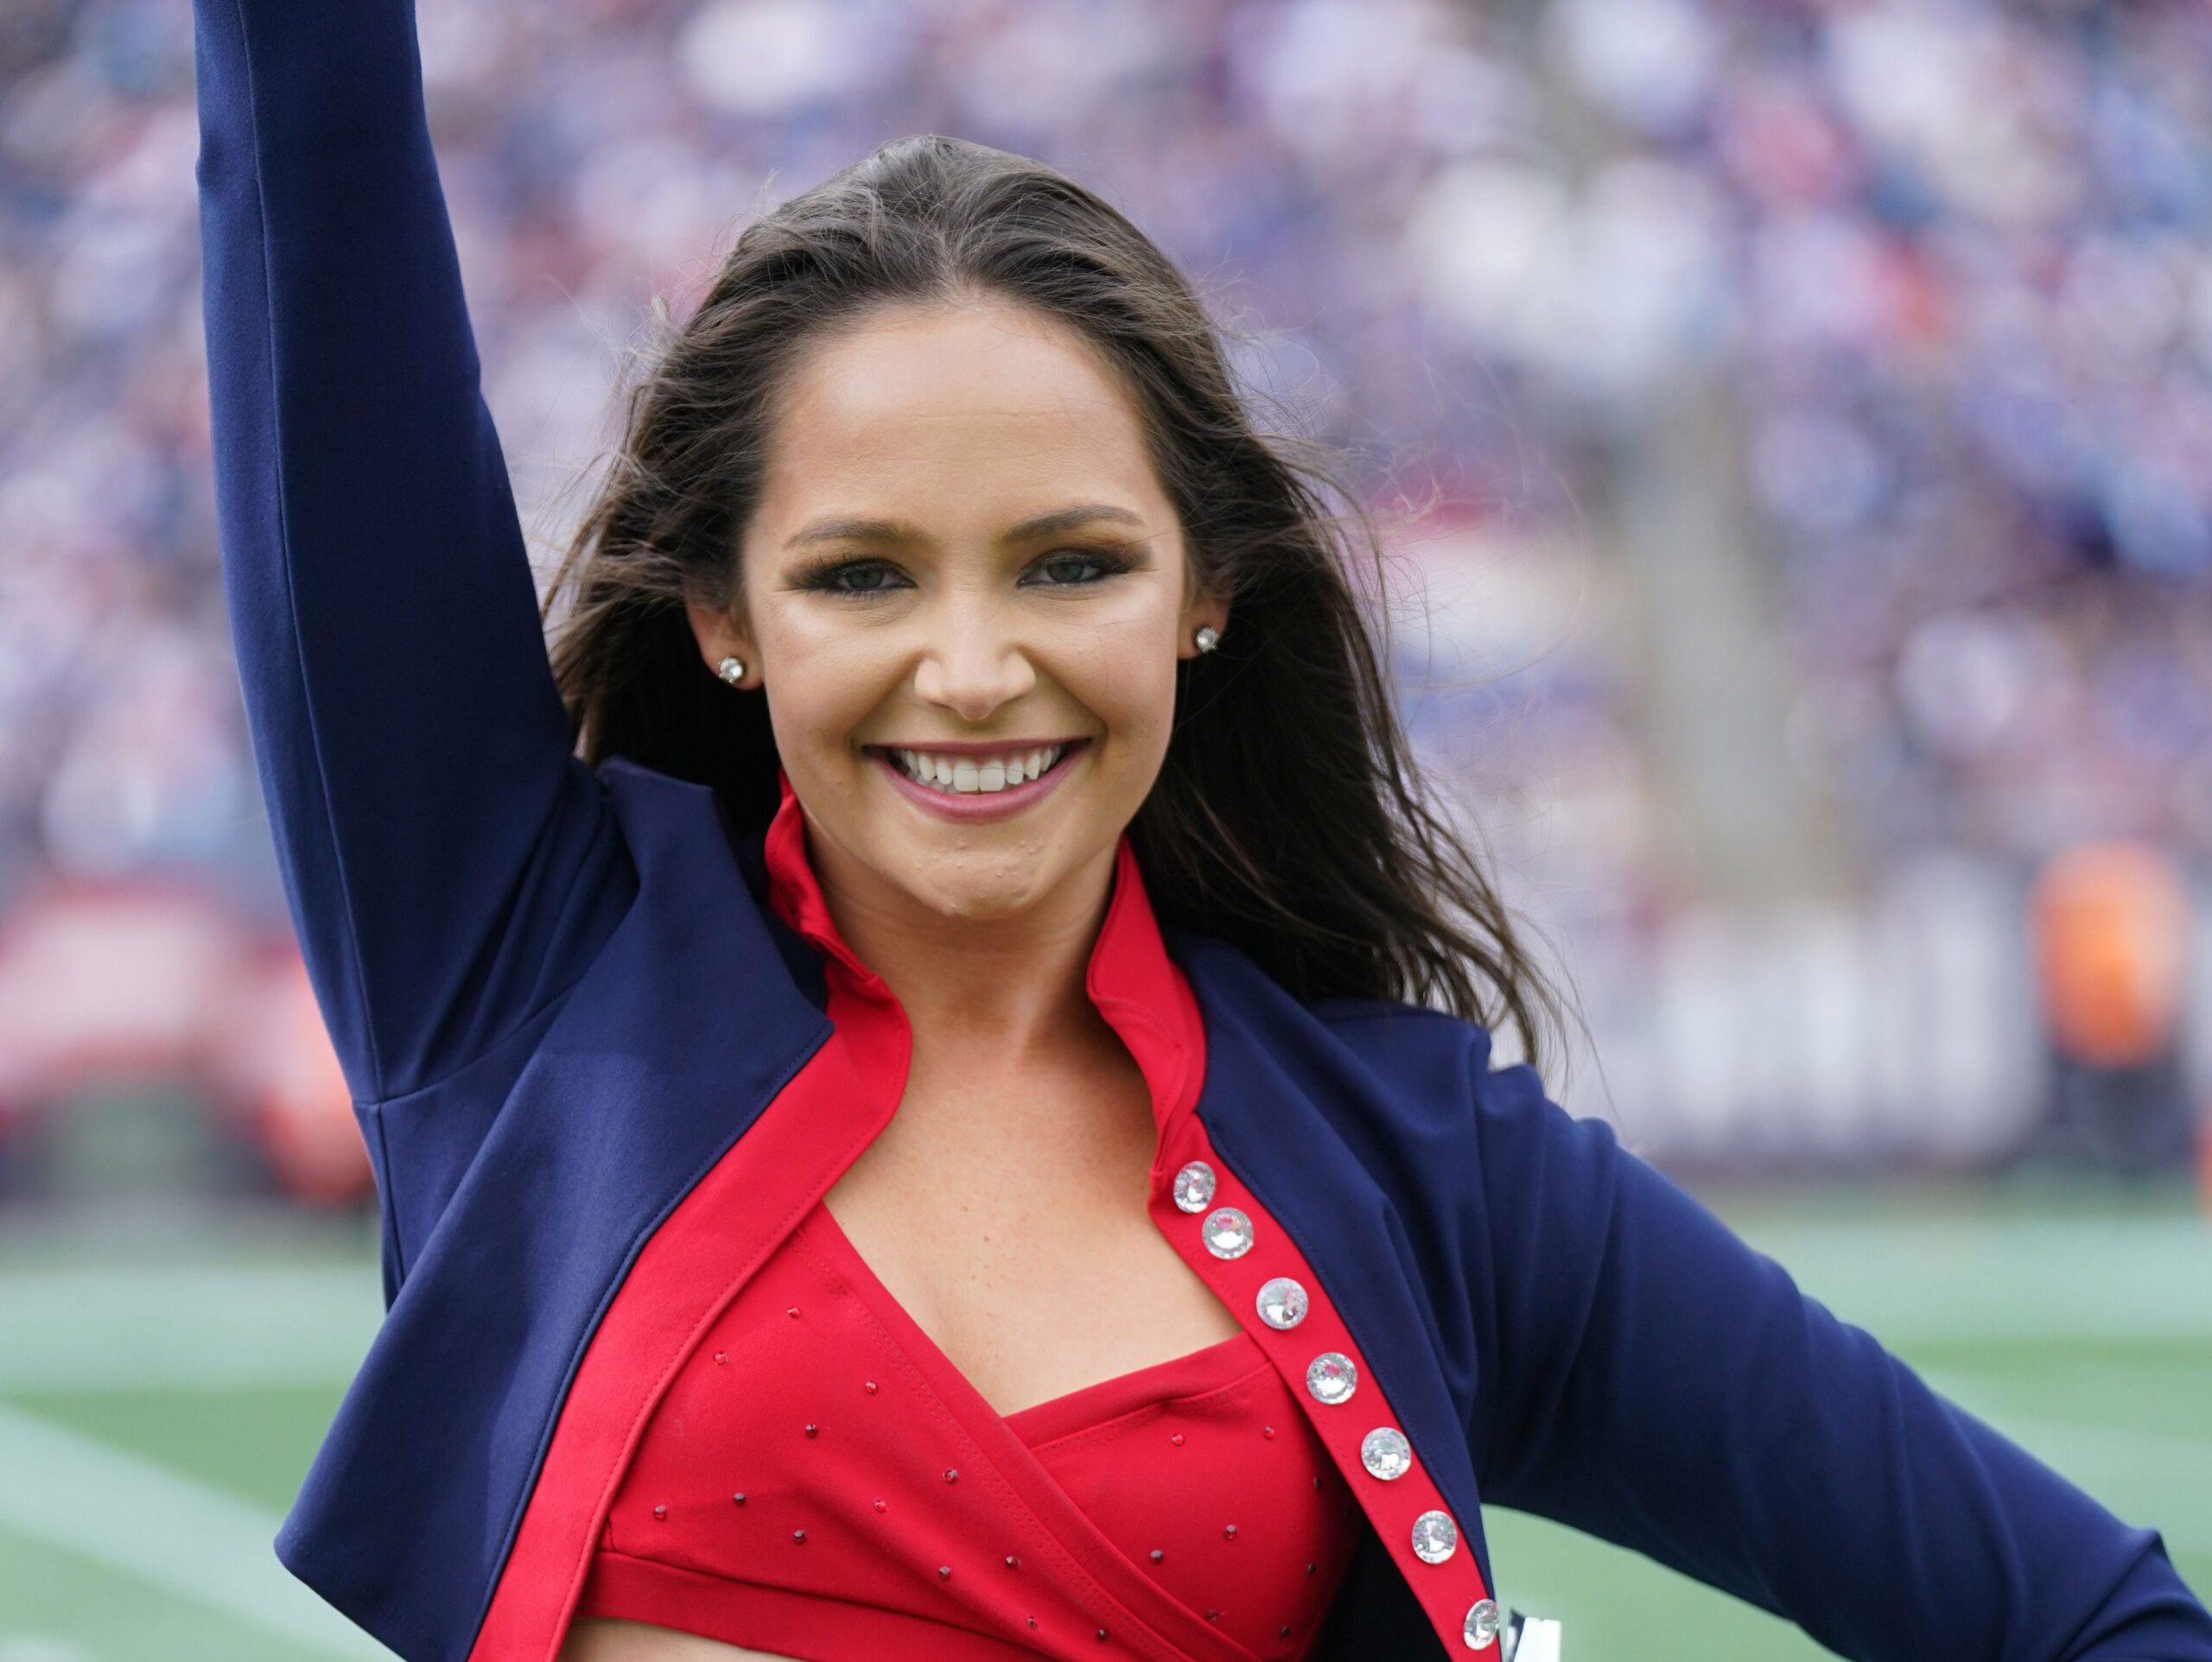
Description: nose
xmin=910 ymin=590 xmax=1038 ymax=722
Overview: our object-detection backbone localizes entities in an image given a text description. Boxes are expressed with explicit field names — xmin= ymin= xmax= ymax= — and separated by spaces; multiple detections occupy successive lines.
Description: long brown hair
xmin=541 ymin=134 xmax=1572 ymax=1075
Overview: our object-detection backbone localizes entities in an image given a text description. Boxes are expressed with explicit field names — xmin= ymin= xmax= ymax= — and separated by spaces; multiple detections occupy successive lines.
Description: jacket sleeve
xmin=1465 ymin=1053 xmax=2212 ymax=1660
xmin=191 ymin=0 xmax=632 ymax=1105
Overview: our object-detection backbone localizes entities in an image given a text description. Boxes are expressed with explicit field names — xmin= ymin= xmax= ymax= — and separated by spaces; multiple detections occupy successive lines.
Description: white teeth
xmin=889 ymin=744 xmax=1066 ymax=795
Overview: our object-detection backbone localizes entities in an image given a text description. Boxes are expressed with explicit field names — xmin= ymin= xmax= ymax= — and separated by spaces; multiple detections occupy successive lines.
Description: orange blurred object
xmin=2030 ymin=840 xmax=2192 ymax=1071
xmin=2199 ymin=1105 xmax=2212 ymax=1214
xmin=230 ymin=951 xmax=375 ymax=1207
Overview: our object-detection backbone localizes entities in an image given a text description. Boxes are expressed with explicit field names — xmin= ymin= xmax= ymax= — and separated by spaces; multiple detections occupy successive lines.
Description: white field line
xmin=0 ymin=1399 xmax=391 ymax=1659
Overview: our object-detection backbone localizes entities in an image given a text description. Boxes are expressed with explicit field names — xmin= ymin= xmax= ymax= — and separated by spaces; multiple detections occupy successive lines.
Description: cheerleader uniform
xmin=553 ymin=765 xmax=1364 ymax=1659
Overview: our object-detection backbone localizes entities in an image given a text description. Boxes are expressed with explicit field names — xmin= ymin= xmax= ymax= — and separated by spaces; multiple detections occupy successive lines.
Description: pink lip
xmin=868 ymin=739 xmax=1089 ymax=823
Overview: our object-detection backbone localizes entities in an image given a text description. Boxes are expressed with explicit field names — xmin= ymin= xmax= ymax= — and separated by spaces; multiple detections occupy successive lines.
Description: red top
xmin=574 ymin=1195 xmax=1361 ymax=1659
xmin=468 ymin=768 xmax=1497 ymax=1661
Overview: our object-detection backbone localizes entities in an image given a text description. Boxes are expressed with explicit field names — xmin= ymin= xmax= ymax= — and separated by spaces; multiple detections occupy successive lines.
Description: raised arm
xmin=1465 ymin=1054 xmax=2212 ymax=1660
xmin=192 ymin=0 xmax=632 ymax=1105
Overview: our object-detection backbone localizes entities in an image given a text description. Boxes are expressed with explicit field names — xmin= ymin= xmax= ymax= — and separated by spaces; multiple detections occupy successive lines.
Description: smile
xmin=865 ymin=739 xmax=1090 ymax=822
xmin=887 ymin=744 xmax=1067 ymax=792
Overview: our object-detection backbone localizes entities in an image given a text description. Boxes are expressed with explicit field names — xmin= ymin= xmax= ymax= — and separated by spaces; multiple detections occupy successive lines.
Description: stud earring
xmin=717 ymin=656 xmax=746 ymax=684
xmin=1192 ymin=625 xmax=1221 ymax=654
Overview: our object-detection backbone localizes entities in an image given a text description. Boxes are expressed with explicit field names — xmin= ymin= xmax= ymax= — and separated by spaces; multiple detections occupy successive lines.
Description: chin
xmin=912 ymin=853 xmax=1062 ymax=916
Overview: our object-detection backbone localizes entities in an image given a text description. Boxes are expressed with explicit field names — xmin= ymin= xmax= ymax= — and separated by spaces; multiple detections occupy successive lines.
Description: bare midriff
xmin=557 ymin=1615 xmax=803 ymax=1662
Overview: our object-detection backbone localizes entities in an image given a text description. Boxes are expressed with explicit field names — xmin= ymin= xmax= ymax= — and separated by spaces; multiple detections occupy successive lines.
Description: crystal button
xmin=1411 ymin=1509 xmax=1458 ymax=1564
xmin=1255 ymin=1276 xmax=1307 ymax=1329
xmin=1360 ymin=1426 xmax=1413 ymax=1479
xmin=1304 ymin=1351 xmax=1357 ymax=1404
xmin=1463 ymin=1597 xmax=1500 ymax=1649
xmin=1173 ymin=1161 xmax=1216 ymax=1214
xmin=1203 ymin=1207 xmax=1254 ymax=1259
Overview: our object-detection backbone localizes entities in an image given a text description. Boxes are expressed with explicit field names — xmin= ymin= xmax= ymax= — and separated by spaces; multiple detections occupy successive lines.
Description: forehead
xmin=755 ymin=300 xmax=1161 ymax=523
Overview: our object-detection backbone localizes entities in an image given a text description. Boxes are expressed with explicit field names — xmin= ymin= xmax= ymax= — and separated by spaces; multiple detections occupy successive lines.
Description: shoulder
xmin=1161 ymin=926 xmax=1595 ymax=1171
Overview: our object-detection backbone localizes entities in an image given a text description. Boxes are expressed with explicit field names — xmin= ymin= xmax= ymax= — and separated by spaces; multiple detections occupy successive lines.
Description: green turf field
xmin=2 ymin=1177 xmax=2206 ymax=1659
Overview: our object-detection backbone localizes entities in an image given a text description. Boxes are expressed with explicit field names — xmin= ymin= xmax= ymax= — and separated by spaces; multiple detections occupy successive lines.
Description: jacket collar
xmin=760 ymin=764 xmax=1205 ymax=1151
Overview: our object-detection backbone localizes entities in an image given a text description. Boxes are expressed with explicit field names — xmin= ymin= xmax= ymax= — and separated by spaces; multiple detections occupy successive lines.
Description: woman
xmin=188 ymin=1 xmax=2212 ymax=1659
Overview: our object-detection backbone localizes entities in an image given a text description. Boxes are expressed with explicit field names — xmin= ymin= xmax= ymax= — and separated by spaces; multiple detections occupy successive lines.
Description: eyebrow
xmin=781 ymin=503 xmax=1147 ymax=550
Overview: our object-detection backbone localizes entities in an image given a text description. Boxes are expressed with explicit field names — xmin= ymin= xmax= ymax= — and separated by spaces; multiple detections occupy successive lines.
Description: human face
xmin=688 ymin=295 xmax=1228 ymax=925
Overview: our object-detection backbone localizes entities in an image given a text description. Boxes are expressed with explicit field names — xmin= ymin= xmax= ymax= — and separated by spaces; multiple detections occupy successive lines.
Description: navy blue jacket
xmin=189 ymin=1 xmax=2212 ymax=1659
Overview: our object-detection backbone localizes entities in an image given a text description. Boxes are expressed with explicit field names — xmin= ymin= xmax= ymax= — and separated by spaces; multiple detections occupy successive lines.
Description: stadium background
xmin=2 ymin=0 xmax=2209 ymax=1654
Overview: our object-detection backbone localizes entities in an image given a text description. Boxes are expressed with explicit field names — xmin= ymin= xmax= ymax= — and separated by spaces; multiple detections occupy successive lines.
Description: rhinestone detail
xmin=1172 ymin=1161 xmax=1216 ymax=1213
xmin=1360 ymin=1426 xmax=1414 ymax=1480
xmin=1306 ymin=1351 xmax=1357 ymax=1404
xmin=1411 ymin=1509 xmax=1459 ymax=1564
xmin=1256 ymin=1276 xmax=1308 ymax=1329
xmin=1464 ymin=1597 xmax=1500 ymax=1648
xmin=1203 ymin=1207 xmax=1254 ymax=1259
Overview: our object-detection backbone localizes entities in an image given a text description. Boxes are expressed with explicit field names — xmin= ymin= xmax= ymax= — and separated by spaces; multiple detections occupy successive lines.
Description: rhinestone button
xmin=1255 ymin=1276 xmax=1308 ymax=1329
xmin=1305 ymin=1351 xmax=1357 ymax=1404
xmin=1411 ymin=1509 xmax=1459 ymax=1564
xmin=1463 ymin=1597 xmax=1500 ymax=1649
xmin=1360 ymin=1427 xmax=1413 ymax=1480
xmin=1173 ymin=1161 xmax=1217 ymax=1213
xmin=1203 ymin=1207 xmax=1254 ymax=1259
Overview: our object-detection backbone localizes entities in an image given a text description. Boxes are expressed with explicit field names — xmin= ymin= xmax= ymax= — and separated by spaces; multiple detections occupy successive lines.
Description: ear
xmin=683 ymin=584 xmax=760 ymax=688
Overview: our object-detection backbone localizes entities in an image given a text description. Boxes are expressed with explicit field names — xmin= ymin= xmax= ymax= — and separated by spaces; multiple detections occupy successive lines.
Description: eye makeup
xmin=786 ymin=544 xmax=1141 ymax=599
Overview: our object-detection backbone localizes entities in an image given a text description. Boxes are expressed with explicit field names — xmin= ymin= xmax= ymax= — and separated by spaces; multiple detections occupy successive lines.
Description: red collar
xmin=761 ymin=764 xmax=1205 ymax=1149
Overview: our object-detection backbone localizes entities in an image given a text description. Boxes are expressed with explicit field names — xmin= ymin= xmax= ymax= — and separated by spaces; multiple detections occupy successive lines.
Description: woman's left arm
xmin=1463 ymin=1050 xmax=2212 ymax=1660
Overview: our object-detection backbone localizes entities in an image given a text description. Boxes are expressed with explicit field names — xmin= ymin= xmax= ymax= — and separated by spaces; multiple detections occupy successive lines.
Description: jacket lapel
xmin=1169 ymin=929 xmax=1495 ymax=1652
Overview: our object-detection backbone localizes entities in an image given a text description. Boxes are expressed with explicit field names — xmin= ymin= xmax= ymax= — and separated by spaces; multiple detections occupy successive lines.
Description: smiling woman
xmin=515 ymin=119 xmax=1566 ymax=1661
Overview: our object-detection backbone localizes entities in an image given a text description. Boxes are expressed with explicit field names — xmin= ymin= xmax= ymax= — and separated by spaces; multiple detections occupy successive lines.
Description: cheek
xmin=758 ymin=610 xmax=892 ymax=750
xmin=1062 ymin=616 xmax=1179 ymax=754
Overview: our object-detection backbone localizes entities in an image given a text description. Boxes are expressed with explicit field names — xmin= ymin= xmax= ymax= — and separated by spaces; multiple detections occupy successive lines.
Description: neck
xmin=804 ymin=819 xmax=1125 ymax=1068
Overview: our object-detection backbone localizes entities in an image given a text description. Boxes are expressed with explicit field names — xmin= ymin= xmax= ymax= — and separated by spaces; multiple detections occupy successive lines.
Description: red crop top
xmin=574 ymin=1196 xmax=1362 ymax=1659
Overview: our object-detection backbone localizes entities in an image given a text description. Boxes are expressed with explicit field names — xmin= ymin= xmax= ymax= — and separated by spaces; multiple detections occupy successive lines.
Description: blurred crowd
xmin=2 ymin=0 xmax=2209 ymax=1175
